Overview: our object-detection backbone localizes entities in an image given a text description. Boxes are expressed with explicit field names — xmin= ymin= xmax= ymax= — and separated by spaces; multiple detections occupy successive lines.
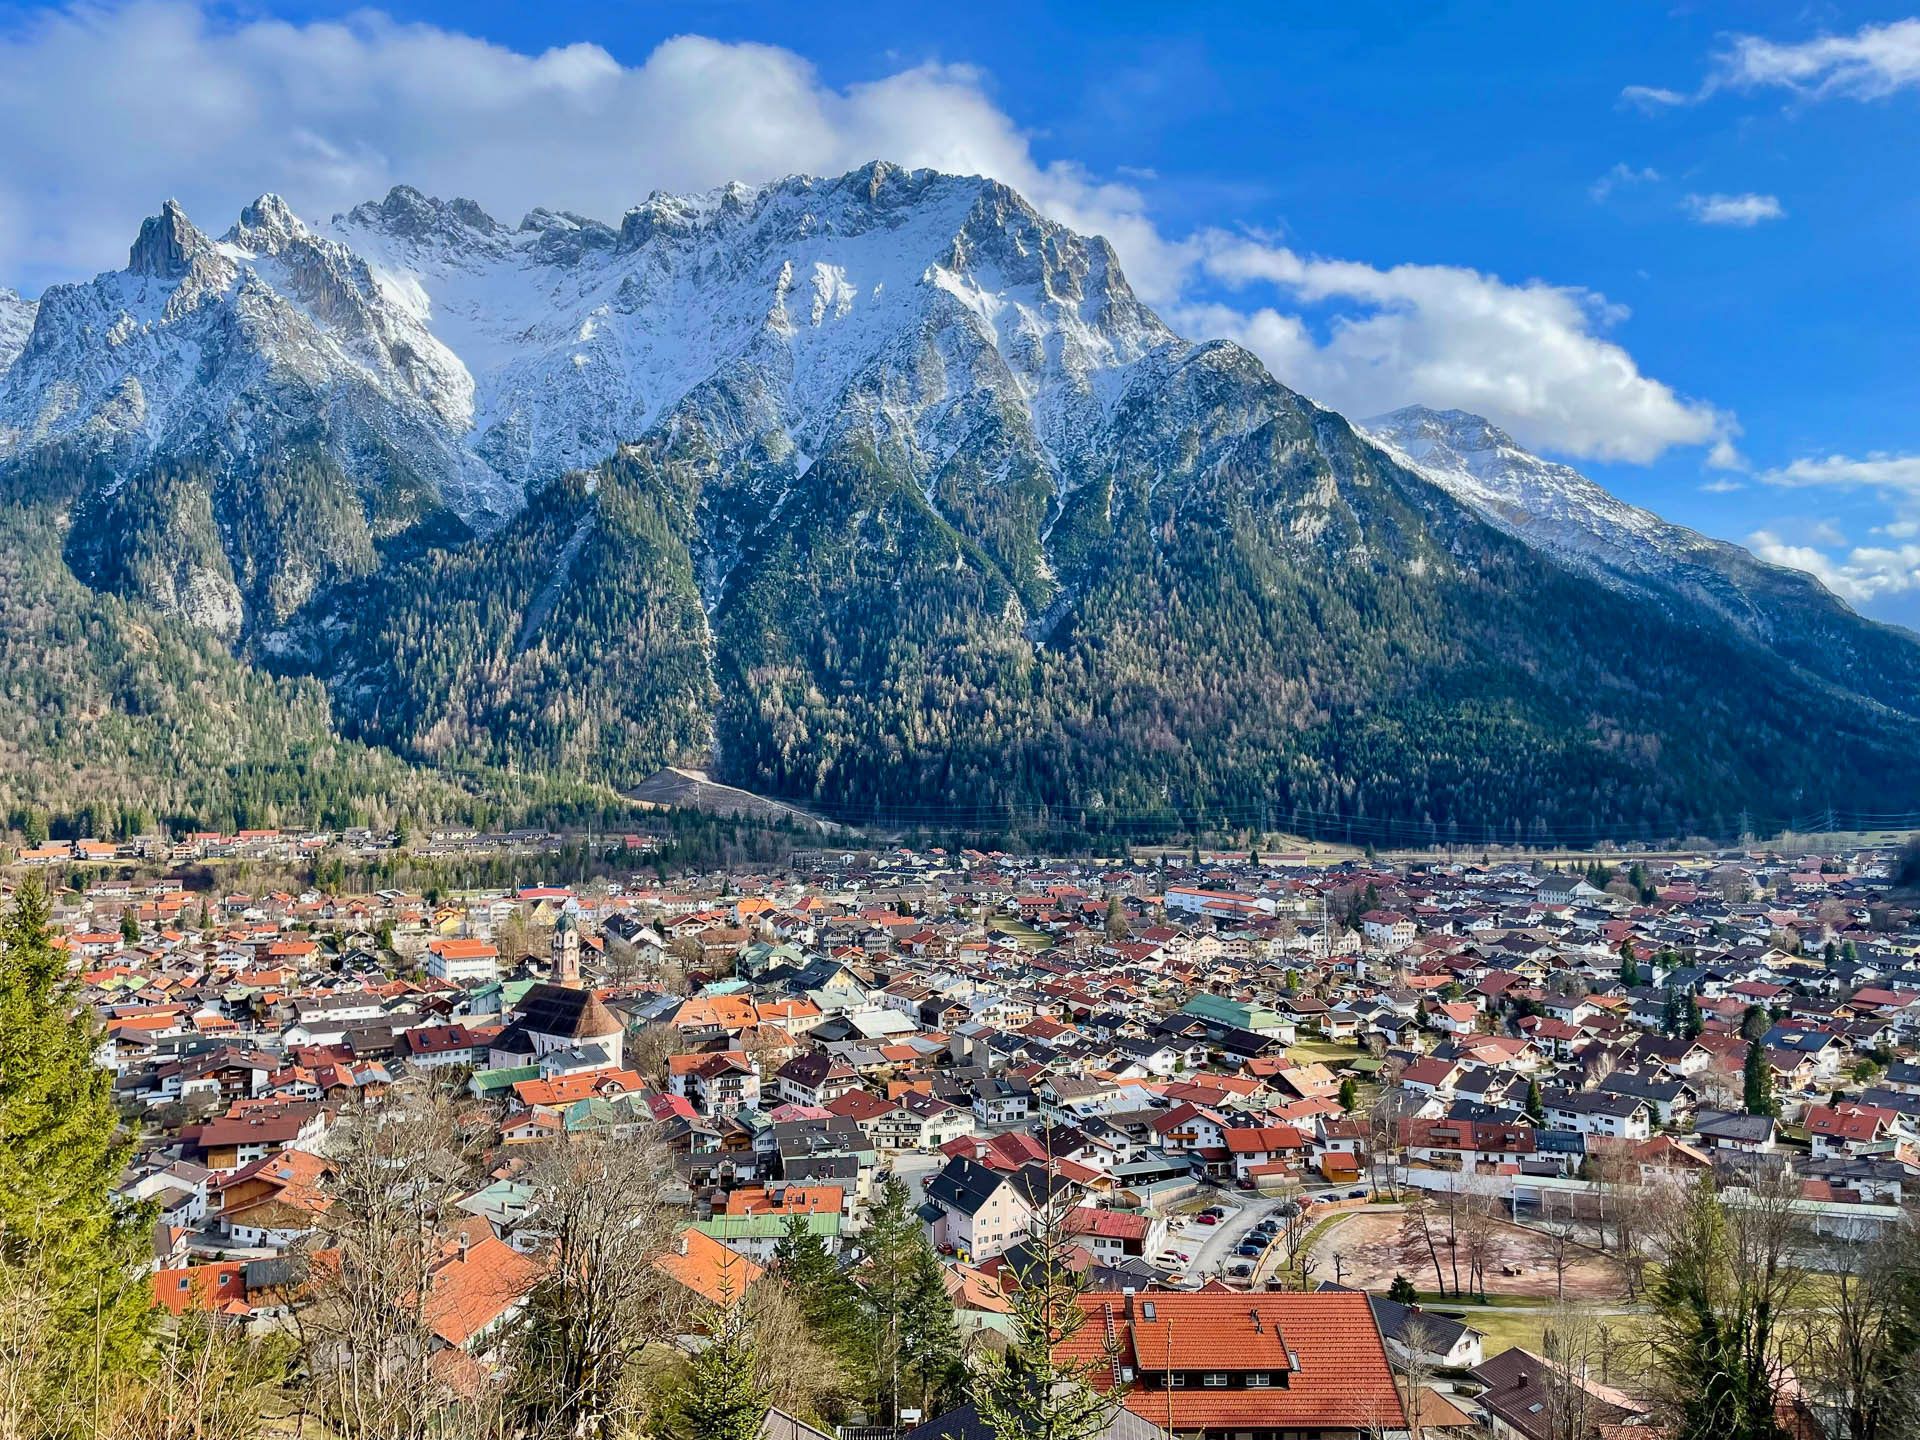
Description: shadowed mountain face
xmin=5 ymin=163 xmax=1919 ymax=840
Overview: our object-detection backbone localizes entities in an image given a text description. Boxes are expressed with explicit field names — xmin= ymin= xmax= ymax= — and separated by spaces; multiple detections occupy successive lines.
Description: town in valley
xmin=15 ymin=823 xmax=1920 ymax=1439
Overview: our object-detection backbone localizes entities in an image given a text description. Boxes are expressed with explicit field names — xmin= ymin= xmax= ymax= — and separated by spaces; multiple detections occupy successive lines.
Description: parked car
xmin=1194 ymin=1213 xmax=1218 ymax=1225
xmin=1235 ymin=1242 xmax=1264 ymax=1258
xmin=1347 ymin=1188 xmax=1370 ymax=1200
xmin=1226 ymin=1262 xmax=1253 ymax=1278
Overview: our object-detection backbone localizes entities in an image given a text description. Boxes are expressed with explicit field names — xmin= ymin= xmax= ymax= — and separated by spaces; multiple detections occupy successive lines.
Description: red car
xmin=1194 ymin=1213 xmax=1219 ymax=1225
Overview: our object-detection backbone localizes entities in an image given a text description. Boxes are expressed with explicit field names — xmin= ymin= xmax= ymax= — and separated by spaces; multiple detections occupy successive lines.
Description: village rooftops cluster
xmin=26 ymin=837 xmax=1920 ymax=1440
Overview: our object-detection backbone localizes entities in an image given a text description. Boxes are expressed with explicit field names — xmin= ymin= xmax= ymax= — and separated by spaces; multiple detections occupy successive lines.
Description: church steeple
xmin=552 ymin=905 xmax=581 ymax=988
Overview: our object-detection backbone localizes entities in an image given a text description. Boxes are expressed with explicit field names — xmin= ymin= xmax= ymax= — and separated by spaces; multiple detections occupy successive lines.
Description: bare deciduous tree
xmin=292 ymin=1078 xmax=493 ymax=1440
xmin=1541 ymin=1298 xmax=1607 ymax=1440
xmin=508 ymin=1128 xmax=689 ymax=1440
xmin=1800 ymin=1216 xmax=1920 ymax=1440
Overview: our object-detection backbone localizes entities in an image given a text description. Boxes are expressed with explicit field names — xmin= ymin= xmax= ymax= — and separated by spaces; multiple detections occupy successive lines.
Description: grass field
xmin=1285 ymin=1038 xmax=1361 ymax=1066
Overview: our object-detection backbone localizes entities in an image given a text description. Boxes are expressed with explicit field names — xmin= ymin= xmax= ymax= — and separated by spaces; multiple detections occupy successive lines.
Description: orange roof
xmin=1060 ymin=1290 xmax=1401 ymax=1432
xmin=671 ymin=995 xmax=758 ymax=1031
xmin=419 ymin=1230 xmax=543 ymax=1348
xmin=511 ymin=1068 xmax=646 ymax=1106
xmin=722 ymin=1185 xmax=845 ymax=1217
xmin=653 ymin=1227 xmax=764 ymax=1306
xmin=153 ymin=1262 xmax=248 ymax=1316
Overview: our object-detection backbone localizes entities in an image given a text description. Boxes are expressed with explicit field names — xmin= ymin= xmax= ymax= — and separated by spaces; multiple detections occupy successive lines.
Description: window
xmin=1203 ymin=1373 xmax=1228 ymax=1388
xmin=1246 ymin=1373 xmax=1271 ymax=1388
xmin=1167 ymin=1374 xmax=1186 ymax=1388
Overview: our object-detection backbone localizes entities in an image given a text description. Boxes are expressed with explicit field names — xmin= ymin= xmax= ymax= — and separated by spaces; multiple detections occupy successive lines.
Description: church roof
xmin=513 ymin=982 xmax=620 ymax=1041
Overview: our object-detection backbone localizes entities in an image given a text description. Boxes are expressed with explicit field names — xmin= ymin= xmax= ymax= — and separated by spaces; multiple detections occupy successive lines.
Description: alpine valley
xmin=3 ymin=161 xmax=1918 ymax=841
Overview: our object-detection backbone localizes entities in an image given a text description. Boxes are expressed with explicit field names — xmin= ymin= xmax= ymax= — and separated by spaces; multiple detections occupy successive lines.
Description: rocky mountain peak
xmin=1365 ymin=405 xmax=1517 ymax=461
xmin=128 ymin=199 xmax=215 ymax=280
xmin=228 ymin=193 xmax=308 ymax=253
xmin=343 ymin=184 xmax=503 ymax=244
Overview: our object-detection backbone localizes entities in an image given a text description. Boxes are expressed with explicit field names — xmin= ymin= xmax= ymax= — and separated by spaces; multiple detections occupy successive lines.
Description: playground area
xmin=1304 ymin=1207 xmax=1633 ymax=1301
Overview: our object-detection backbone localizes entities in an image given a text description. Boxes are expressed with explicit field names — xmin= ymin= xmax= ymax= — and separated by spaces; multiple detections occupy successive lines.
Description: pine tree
xmin=974 ymin=1209 xmax=1115 ymax=1440
xmin=1662 ymin=987 xmax=1681 ymax=1038
xmin=1686 ymin=990 xmax=1704 ymax=1039
xmin=1338 ymin=1077 xmax=1358 ymax=1112
xmin=1743 ymin=1040 xmax=1777 ymax=1118
xmin=1526 ymin=1078 xmax=1546 ymax=1124
xmin=660 ymin=1299 xmax=770 ymax=1440
xmin=1618 ymin=939 xmax=1638 ymax=988
xmin=119 ymin=910 xmax=140 ymax=945
xmin=861 ymin=1174 xmax=954 ymax=1424
xmin=771 ymin=1215 xmax=868 ymax=1365
xmin=1387 ymin=1274 xmax=1419 ymax=1305
xmin=0 ymin=876 xmax=153 ymax=1412
xmin=899 ymin=1231 xmax=963 ymax=1417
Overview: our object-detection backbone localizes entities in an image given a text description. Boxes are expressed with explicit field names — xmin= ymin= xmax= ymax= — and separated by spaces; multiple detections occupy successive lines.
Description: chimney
xmin=1516 ymin=1371 xmax=1530 ymax=1390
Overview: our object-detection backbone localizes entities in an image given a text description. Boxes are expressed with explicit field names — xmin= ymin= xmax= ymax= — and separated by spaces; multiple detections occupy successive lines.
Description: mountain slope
xmin=5 ymin=165 xmax=1920 ymax=843
xmin=1364 ymin=405 xmax=1920 ymax=720
xmin=0 ymin=288 xmax=32 ymax=372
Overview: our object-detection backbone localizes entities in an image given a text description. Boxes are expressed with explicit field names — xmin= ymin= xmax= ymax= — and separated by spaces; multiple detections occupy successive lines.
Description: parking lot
xmin=1149 ymin=1192 xmax=1294 ymax=1283
xmin=1143 ymin=1178 xmax=1377 ymax=1287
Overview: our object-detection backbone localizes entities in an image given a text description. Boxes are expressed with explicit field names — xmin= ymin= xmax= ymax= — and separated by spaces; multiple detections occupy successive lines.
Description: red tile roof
xmin=1058 ymin=1291 xmax=1402 ymax=1432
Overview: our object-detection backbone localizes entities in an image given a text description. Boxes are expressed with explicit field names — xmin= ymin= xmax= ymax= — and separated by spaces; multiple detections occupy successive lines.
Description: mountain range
xmin=2 ymin=161 xmax=1916 ymax=842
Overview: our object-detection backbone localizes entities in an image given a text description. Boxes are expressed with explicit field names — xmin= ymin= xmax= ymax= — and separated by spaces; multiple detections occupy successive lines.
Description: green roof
xmin=694 ymin=1212 xmax=841 ymax=1242
xmin=1179 ymin=992 xmax=1283 ymax=1029
xmin=471 ymin=1064 xmax=539 ymax=1095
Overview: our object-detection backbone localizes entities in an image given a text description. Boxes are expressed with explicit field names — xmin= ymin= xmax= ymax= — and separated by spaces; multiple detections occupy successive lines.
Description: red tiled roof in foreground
xmin=1057 ymin=1290 xmax=1403 ymax=1434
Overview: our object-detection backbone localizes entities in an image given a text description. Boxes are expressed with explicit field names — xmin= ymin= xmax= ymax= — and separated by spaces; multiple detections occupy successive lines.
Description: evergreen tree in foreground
xmin=974 ymin=1202 xmax=1116 ymax=1440
xmin=0 ymin=875 xmax=153 ymax=1412
xmin=860 ymin=1175 xmax=961 ymax=1423
xmin=771 ymin=1213 xmax=869 ymax=1406
xmin=660 ymin=1298 xmax=771 ymax=1440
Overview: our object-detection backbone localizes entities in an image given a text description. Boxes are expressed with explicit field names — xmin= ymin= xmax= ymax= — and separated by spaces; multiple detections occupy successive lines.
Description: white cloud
xmin=1700 ymin=478 xmax=1745 ymax=493
xmin=1628 ymin=18 xmax=1920 ymax=108
xmin=0 ymin=2 xmax=1176 ymax=293
xmin=1179 ymin=238 xmax=1726 ymax=463
xmin=1748 ymin=530 xmax=1920 ymax=604
xmin=1759 ymin=453 xmax=1920 ymax=495
xmin=0 ymin=0 xmax=1727 ymax=466
xmin=1589 ymin=163 xmax=1661 ymax=202
xmin=1684 ymin=192 xmax=1786 ymax=227
xmin=1714 ymin=18 xmax=1920 ymax=101
xmin=1619 ymin=84 xmax=1688 ymax=111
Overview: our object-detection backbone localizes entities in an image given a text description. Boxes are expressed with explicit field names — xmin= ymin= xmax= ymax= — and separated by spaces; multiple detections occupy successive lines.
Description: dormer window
xmin=1246 ymin=1373 xmax=1271 ymax=1388
xmin=1203 ymin=1373 xmax=1228 ymax=1388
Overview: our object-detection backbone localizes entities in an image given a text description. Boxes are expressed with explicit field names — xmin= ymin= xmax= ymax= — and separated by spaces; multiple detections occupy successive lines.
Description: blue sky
xmin=3 ymin=0 xmax=1918 ymax=624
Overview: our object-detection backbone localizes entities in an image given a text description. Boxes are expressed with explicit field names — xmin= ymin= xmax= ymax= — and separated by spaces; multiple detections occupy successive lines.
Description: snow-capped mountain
xmin=1361 ymin=405 xmax=1729 ymax=589
xmin=0 ymin=163 xmax=1174 ymax=546
xmin=0 ymin=288 xmax=33 ymax=372
xmin=4 ymin=163 xmax=1920 ymax=834
xmin=1364 ymin=404 xmax=1920 ymax=714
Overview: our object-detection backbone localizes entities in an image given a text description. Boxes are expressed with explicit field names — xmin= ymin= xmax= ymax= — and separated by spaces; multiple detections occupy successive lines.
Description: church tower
xmin=552 ymin=907 xmax=581 ymax=988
